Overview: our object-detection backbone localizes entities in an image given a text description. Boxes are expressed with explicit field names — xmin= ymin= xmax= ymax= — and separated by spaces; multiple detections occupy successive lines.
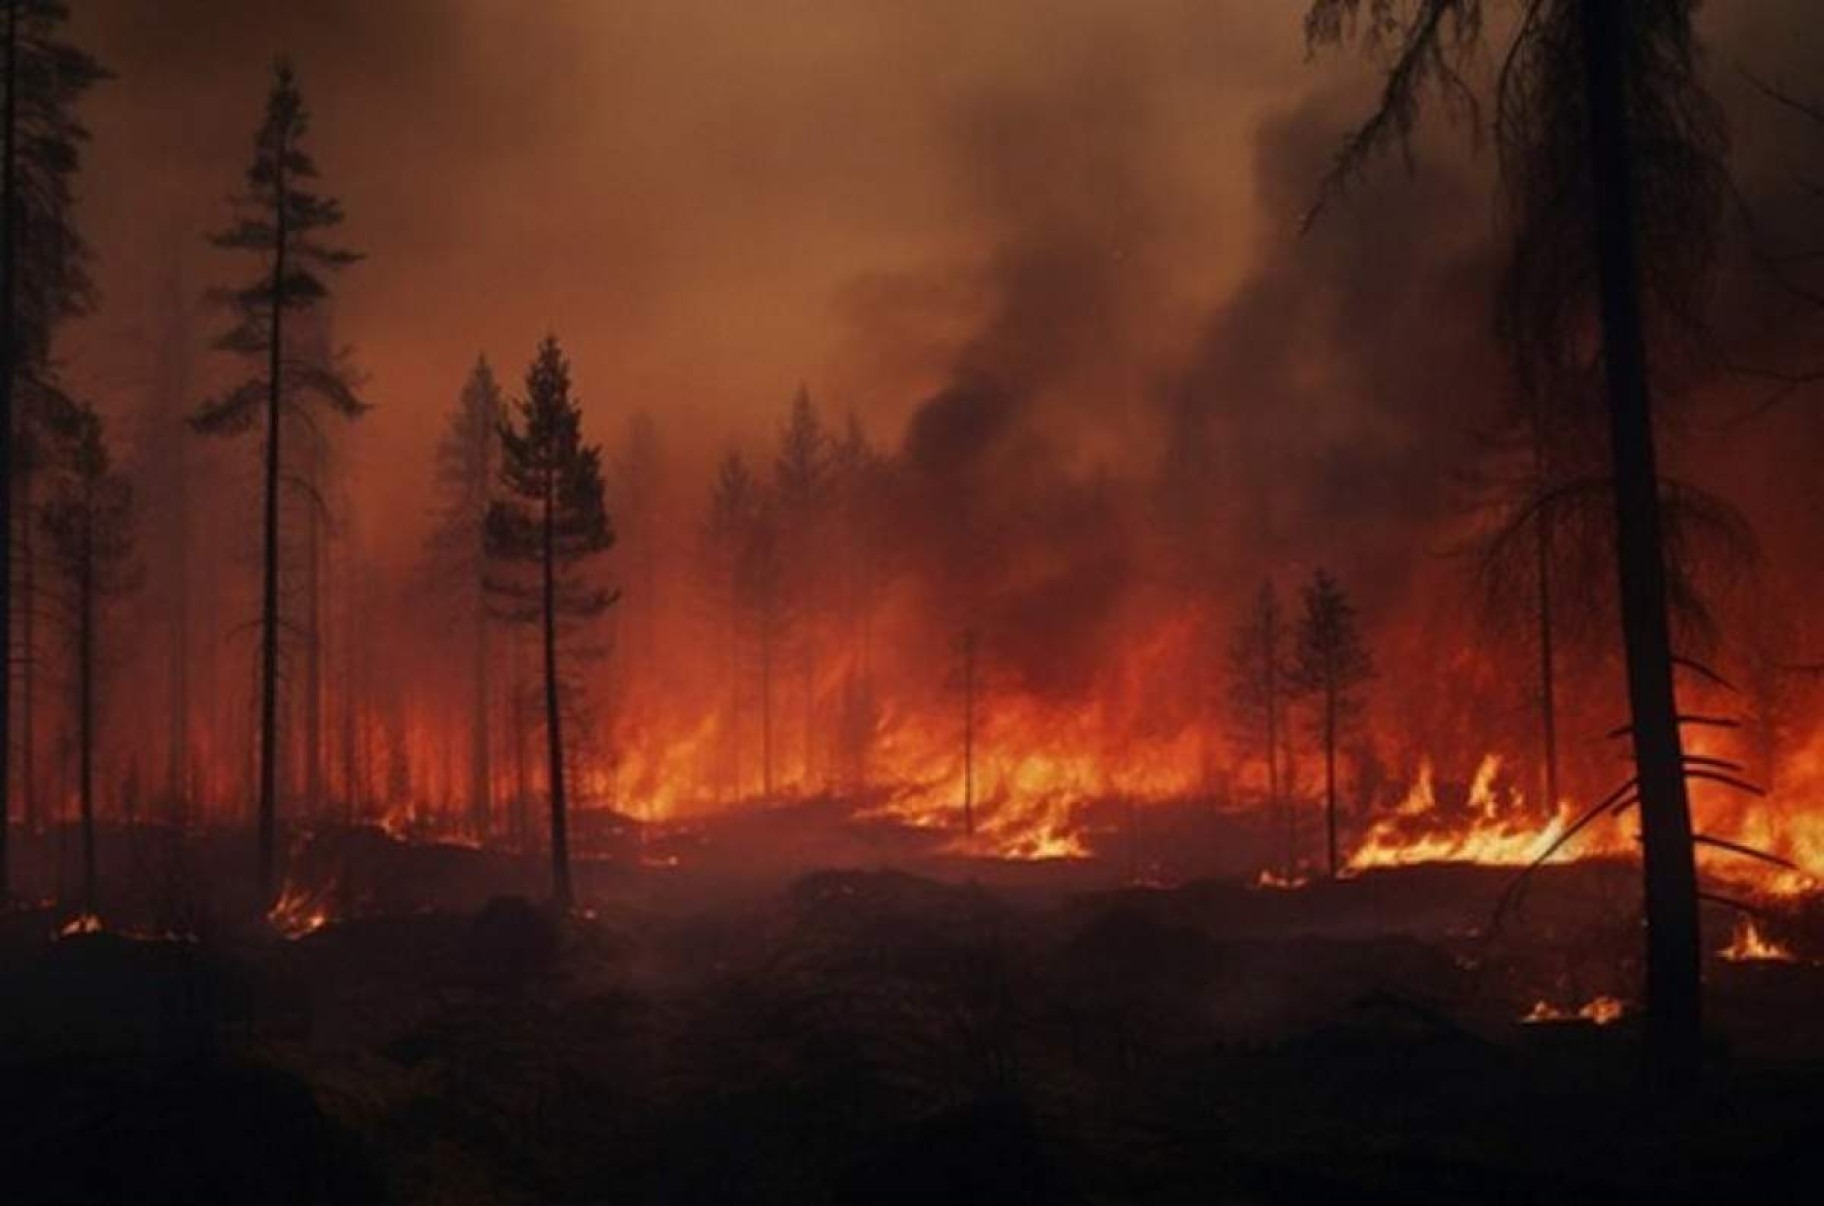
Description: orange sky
xmin=61 ymin=0 xmax=1313 ymax=565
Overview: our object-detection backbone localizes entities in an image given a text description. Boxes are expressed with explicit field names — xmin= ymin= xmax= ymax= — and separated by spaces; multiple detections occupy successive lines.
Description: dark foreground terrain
xmin=2 ymin=828 xmax=1822 ymax=1205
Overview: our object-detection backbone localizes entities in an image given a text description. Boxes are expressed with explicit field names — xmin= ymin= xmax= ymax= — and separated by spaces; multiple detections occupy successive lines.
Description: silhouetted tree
xmin=697 ymin=450 xmax=761 ymax=799
xmin=1307 ymin=0 xmax=1729 ymax=1078
xmin=774 ymin=385 xmax=832 ymax=785
xmin=830 ymin=411 xmax=884 ymax=792
xmin=488 ymin=335 xmax=615 ymax=909
xmin=132 ymin=260 xmax=202 ymax=824
xmin=1228 ymin=581 xmax=1295 ymax=876
xmin=427 ymin=356 xmax=505 ymax=836
xmin=40 ymin=404 xmax=133 ymax=917
xmin=1289 ymin=570 xmax=1373 ymax=879
xmin=742 ymin=497 xmax=787 ymax=798
xmin=0 ymin=0 xmax=105 ymax=897
xmin=193 ymin=59 xmax=366 ymax=906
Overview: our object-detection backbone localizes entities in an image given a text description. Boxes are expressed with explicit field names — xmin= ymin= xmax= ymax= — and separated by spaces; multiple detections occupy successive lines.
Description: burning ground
xmin=5 ymin=842 xmax=1824 ymax=1204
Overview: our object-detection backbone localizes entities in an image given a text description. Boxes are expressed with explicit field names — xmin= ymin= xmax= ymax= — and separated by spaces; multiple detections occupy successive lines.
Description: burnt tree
xmin=1289 ymin=569 xmax=1373 ymax=879
xmin=427 ymin=355 xmax=505 ymax=837
xmin=194 ymin=59 xmax=366 ymax=907
xmin=488 ymin=335 xmax=615 ymax=909
xmin=1229 ymin=580 xmax=1294 ymax=876
xmin=0 ymin=0 xmax=104 ymax=896
xmin=40 ymin=403 xmax=133 ymax=917
xmin=1306 ymin=0 xmax=1728 ymax=1079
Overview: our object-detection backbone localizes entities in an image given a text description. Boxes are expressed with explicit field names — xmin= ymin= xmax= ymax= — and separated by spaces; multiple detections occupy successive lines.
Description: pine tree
xmin=743 ymin=498 xmax=787 ymax=799
xmin=830 ymin=411 xmax=884 ymax=792
xmin=698 ymin=450 xmax=761 ymax=800
xmin=773 ymin=386 xmax=831 ymax=786
xmin=40 ymin=404 xmax=133 ymax=917
xmin=1288 ymin=570 xmax=1374 ymax=879
xmin=0 ymin=0 xmax=106 ymax=898
xmin=193 ymin=59 xmax=366 ymax=907
xmin=427 ymin=356 xmax=505 ymax=837
xmin=1228 ymin=581 xmax=1294 ymax=876
xmin=487 ymin=335 xmax=615 ymax=909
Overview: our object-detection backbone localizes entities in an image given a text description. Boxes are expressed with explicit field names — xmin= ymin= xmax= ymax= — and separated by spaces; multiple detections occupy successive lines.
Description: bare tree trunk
xmin=541 ymin=470 xmax=571 ymax=908
xmin=511 ymin=629 xmax=529 ymax=848
xmin=728 ymin=595 xmax=741 ymax=801
xmin=76 ymin=501 xmax=94 ymax=915
xmin=1533 ymin=467 xmax=1560 ymax=812
xmin=1264 ymin=603 xmax=1288 ymax=877
xmin=339 ymin=538 xmax=358 ymax=823
xmin=1324 ymin=681 xmax=1338 ymax=879
xmin=961 ymin=628 xmax=976 ymax=836
xmin=167 ymin=411 xmax=191 ymax=826
xmin=801 ymin=634 xmax=815 ymax=788
xmin=760 ymin=613 xmax=774 ymax=799
xmin=303 ymin=426 xmax=323 ymax=822
xmin=469 ymin=569 xmax=491 ymax=838
xmin=256 ymin=142 xmax=289 ymax=906
xmin=20 ymin=458 xmax=33 ymax=834
xmin=1579 ymin=0 xmax=1702 ymax=1080
xmin=0 ymin=0 xmax=16 ymax=900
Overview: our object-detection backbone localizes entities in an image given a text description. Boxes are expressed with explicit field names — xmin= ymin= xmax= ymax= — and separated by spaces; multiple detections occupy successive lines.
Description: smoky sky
xmin=51 ymin=0 xmax=1824 ymax=635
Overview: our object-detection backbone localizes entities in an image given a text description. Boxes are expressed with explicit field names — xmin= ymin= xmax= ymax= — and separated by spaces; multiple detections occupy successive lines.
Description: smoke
xmin=31 ymin=0 xmax=1824 ymax=834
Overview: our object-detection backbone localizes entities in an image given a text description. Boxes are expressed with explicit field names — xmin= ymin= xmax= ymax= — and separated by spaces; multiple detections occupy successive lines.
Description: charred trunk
xmin=1579 ymin=0 xmax=1702 ymax=1080
xmin=76 ymin=502 xmax=94 ymax=916
xmin=0 ymin=0 xmax=16 ymax=899
xmin=542 ymin=469 xmax=571 ymax=909
xmin=257 ymin=147 xmax=287 ymax=908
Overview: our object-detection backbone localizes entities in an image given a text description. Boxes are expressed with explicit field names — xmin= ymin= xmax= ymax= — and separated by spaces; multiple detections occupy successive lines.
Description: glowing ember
xmin=268 ymin=882 xmax=332 ymax=939
xmin=1718 ymin=917 xmax=1797 ymax=963
xmin=1522 ymin=995 xmax=1627 ymax=1026
xmin=54 ymin=913 xmax=104 ymax=939
xmin=1253 ymin=868 xmax=1310 ymax=890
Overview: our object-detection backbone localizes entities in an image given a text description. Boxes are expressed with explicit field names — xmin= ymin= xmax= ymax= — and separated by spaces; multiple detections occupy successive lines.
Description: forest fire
xmin=7 ymin=1 xmax=1824 ymax=1202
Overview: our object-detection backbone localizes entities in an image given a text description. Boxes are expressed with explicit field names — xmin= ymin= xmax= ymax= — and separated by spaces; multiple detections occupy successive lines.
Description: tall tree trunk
xmin=1579 ymin=0 xmax=1702 ymax=1080
xmin=728 ymin=592 xmax=741 ymax=801
xmin=801 ymin=634 xmax=814 ymax=787
xmin=511 ymin=628 xmax=529 ymax=848
xmin=542 ymin=471 xmax=571 ymax=908
xmin=1324 ymin=682 xmax=1338 ymax=879
xmin=1265 ymin=604 xmax=1287 ymax=877
xmin=1534 ymin=468 xmax=1560 ymax=813
xmin=167 ymin=421 xmax=190 ymax=825
xmin=760 ymin=613 xmax=774 ymax=798
xmin=961 ymin=629 xmax=976 ymax=836
xmin=20 ymin=458 xmax=33 ymax=834
xmin=304 ymin=425 xmax=323 ymax=821
xmin=469 ymin=567 xmax=491 ymax=838
xmin=339 ymin=540 xmax=358 ymax=823
xmin=0 ymin=0 xmax=17 ymax=899
xmin=76 ymin=505 xmax=93 ymax=916
xmin=257 ymin=146 xmax=287 ymax=906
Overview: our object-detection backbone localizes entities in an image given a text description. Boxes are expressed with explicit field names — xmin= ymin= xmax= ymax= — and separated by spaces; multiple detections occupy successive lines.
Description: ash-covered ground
xmin=2 ymin=821 xmax=1822 ymax=1205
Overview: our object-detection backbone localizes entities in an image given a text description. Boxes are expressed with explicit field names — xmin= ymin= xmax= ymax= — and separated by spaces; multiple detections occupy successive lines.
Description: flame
xmin=1348 ymin=755 xmax=1613 ymax=871
xmin=1253 ymin=867 xmax=1310 ymax=890
xmin=267 ymin=879 xmax=332 ymax=939
xmin=1522 ymin=995 xmax=1627 ymax=1026
xmin=1718 ymin=916 xmax=1797 ymax=963
xmin=55 ymin=913 xmax=104 ymax=939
